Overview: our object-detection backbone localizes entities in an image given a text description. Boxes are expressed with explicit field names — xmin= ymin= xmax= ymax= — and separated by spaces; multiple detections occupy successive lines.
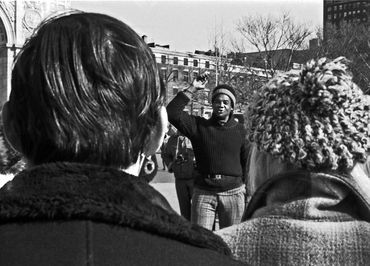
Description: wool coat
xmin=0 ymin=162 xmax=243 ymax=266
xmin=216 ymin=170 xmax=370 ymax=265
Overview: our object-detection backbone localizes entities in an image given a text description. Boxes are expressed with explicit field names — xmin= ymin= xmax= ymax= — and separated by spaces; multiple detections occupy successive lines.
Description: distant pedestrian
xmin=167 ymin=74 xmax=248 ymax=230
xmin=159 ymin=125 xmax=176 ymax=171
xmin=160 ymin=136 xmax=168 ymax=170
xmin=163 ymin=131 xmax=195 ymax=220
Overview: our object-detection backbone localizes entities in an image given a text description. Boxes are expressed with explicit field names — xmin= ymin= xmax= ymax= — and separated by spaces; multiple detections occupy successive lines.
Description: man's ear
xmin=143 ymin=106 xmax=168 ymax=156
xmin=2 ymin=102 xmax=22 ymax=153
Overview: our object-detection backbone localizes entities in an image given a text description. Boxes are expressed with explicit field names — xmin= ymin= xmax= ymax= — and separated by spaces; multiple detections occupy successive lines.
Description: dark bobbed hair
xmin=9 ymin=11 xmax=164 ymax=168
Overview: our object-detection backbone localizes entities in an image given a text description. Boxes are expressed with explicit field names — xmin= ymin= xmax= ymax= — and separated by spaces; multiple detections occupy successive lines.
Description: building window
xmin=328 ymin=6 xmax=332 ymax=12
xmin=193 ymin=60 xmax=198 ymax=67
xmin=161 ymin=55 xmax=166 ymax=64
xmin=161 ymin=68 xmax=167 ymax=81
xmin=344 ymin=12 xmax=347 ymax=17
xmin=172 ymin=70 xmax=178 ymax=81
xmin=334 ymin=5 xmax=337 ymax=11
xmin=173 ymin=57 xmax=178 ymax=65
xmin=339 ymin=4 xmax=342 ymax=10
xmin=328 ymin=14 xmax=332 ymax=20
xmin=183 ymin=71 xmax=189 ymax=82
xmin=205 ymin=61 xmax=210 ymax=68
xmin=184 ymin=58 xmax=188 ymax=66
xmin=204 ymin=92 xmax=210 ymax=104
xmin=192 ymin=71 xmax=198 ymax=80
xmin=334 ymin=13 xmax=337 ymax=19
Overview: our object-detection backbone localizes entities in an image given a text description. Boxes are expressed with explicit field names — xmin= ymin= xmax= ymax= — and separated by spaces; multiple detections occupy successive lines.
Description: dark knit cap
xmin=211 ymin=85 xmax=236 ymax=108
xmin=246 ymin=57 xmax=370 ymax=171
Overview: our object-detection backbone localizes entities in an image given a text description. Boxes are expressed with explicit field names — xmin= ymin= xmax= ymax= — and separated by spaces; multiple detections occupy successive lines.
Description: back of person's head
xmin=3 ymin=11 xmax=165 ymax=169
xmin=246 ymin=57 xmax=370 ymax=182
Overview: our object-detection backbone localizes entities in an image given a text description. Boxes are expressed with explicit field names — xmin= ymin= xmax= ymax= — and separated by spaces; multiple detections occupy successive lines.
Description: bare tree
xmin=304 ymin=22 xmax=370 ymax=94
xmin=207 ymin=21 xmax=265 ymax=110
xmin=222 ymin=67 xmax=266 ymax=112
xmin=208 ymin=21 xmax=230 ymax=86
xmin=233 ymin=13 xmax=312 ymax=77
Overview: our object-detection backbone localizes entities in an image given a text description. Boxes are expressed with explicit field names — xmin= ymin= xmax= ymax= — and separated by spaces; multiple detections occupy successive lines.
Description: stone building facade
xmin=0 ymin=2 xmax=267 ymax=118
xmin=151 ymin=45 xmax=270 ymax=117
xmin=0 ymin=0 xmax=71 ymax=109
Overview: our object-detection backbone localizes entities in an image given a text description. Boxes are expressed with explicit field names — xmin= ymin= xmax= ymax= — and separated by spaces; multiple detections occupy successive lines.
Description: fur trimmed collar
xmin=0 ymin=162 xmax=230 ymax=255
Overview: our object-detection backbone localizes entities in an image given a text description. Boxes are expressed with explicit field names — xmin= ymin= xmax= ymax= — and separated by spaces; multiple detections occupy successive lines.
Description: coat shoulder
xmin=0 ymin=221 xmax=243 ymax=266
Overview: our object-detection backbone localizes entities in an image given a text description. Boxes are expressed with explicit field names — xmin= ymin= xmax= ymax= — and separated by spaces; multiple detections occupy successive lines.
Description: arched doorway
xmin=0 ymin=1 xmax=71 ymax=109
xmin=0 ymin=18 xmax=8 ymax=110
xmin=0 ymin=3 xmax=14 ymax=111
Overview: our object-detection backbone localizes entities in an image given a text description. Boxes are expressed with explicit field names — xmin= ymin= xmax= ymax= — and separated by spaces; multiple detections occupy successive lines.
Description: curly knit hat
xmin=211 ymin=84 xmax=236 ymax=108
xmin=246 ymin=57 xmax=370 ymax=171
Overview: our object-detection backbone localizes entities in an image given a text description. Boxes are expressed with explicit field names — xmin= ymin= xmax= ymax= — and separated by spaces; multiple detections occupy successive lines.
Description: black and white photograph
xmin=0 ymin=0 xmax=370 ymax=265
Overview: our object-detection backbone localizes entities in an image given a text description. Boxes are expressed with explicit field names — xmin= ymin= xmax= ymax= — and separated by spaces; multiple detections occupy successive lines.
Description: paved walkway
xmin=150 ymin=181 xmax=180 ymax=214
xmin=150 ymin=153 xmax=180 ymax=214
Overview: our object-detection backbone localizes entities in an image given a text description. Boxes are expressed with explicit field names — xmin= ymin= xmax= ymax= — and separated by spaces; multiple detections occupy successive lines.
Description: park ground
xmin=150 ymin=153 xmax=180 ymax=214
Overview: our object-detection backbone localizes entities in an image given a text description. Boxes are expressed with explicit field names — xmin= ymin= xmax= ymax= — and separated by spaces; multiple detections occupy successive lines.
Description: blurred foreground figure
xmin=0 ymin=12 xmax=242 ymax=266
xmin=217 ymin=57 xmax=370 ymax=265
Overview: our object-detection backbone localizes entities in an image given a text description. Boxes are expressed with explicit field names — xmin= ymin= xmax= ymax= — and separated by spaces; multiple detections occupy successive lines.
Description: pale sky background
xmin=72 ymin=0 xmax=323 ymax=53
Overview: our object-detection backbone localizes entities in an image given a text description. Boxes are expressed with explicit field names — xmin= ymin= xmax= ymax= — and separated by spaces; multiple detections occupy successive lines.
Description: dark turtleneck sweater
xmin=167 ymin=91 xmax=248 ymax=192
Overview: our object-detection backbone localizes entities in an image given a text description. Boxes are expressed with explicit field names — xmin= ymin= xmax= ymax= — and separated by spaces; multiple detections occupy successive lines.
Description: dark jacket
xmin=167 ymin=92 xmax=248 ymax=192
xmin=0 ymin=162 xmax=243 ymax=266
xmin=162 ymin=134 xmax=195 ymax=180
xmin=217 ymin=170 xmax=370 ymax=265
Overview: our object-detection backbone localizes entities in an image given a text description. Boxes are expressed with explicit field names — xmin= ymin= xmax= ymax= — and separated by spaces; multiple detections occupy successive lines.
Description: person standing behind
xmin=216 ymin=57 xmax=370 ymax=265
xmin=163 ymin=130 xmax=195 ymax=220
xmin=167 ymin=75 xmax=248 ymax=231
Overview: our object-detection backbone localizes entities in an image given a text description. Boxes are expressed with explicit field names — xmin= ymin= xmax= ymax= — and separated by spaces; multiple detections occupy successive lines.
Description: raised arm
xmin=166 ymin=74 xmax=208 ymax=138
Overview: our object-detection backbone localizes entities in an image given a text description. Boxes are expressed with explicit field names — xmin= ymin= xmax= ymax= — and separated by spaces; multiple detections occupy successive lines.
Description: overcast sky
xmin=72 ymin=0 xmax=323 ymax=53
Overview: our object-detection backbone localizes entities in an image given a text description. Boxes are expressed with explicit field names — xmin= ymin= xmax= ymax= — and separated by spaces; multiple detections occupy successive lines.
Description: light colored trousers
xmin=191 ymin=185 xmax=246 ymax=231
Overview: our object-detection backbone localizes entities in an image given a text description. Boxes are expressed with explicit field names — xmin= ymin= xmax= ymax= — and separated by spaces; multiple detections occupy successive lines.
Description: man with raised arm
xmin=167 ymin=75 xmax=248 ymax=231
